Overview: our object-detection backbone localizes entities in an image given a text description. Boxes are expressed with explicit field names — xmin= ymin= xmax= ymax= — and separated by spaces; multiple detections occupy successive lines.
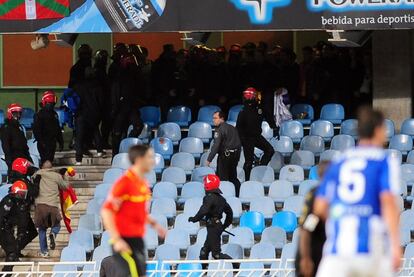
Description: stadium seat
xmin=320 ymin=149 xmax=340 ymax=162
xmin=161 ymin=167 xmax=187 ymax=186
xmin=145 ymin=170 xmax=157 ymax=186
xmin=261 ymin=226 xmax=287 ymax=249
xmin=401 ymin=225 xmax=411 ymax=247
xmin=140 ymin=106 xmax=161 ymax=127
xmin=272 ymin=211 xmax=298 ymax=232
xmin=292 ymin=228 xmax=300 ymax=247
xmin=223 ymin=243 xmax=244 ymax=260
xmin=269 ymin=180 xmax=294 ymax=203
xmin=158 ymin=122 xmax=182 ymax=145
xmin=191 ymin=166 xmax=215 ymax=182
xmin=174 ymin=213 xmax=200 ymax=235
xmin=385 ymin=149 xmax=403 ymax=165
xmin=290 ymin=150 xmax=315 ymax=170
xmin=153 ymin=153 xmax=165 ymax=174
xmin=0 ymin=142 xmax=4 ymax=156
xmin=150 ymin=137 xmax=174 ymax=160
xmin=239 ymin=181 xmax=265 ymax=204
xmin=52 ymin=264 xmax=78 ymax=277
xmin=119 ymin=137 xmax=142 ymax=153
xmin=279 ymin=121 xmax=304 ymax=143
xmin=226 ymin=197 xmax=243 ymax=219
xmin=291 ymin=104 xmax=314 ymax=125
xmin=198 ymin=105 xmax=221 ymax=126
xmin=402 ymin=118 xmax=414 ymax=137
xmin=21 ymin=107 xmax=35 ymax=129
xmin=183 ymin=197 xmax=203 ymax=215
xmin=0 ymin=160 xmax=8 ymax=180
xmin=126 ymin=123 xmax=151 ymax=144
xmin=240 ymin=211 xmax=265 ymax=234
xmin=331 ymin=134 xmax=355 ymax=152
xmin=94 ymin=183 xmax=111 ymax=199
xmin=155 ymin=244 xmax=181 ymax=260
xmin=390 ymin=134 xmax=413 ymax=155
xmin=179 ymin=137 xmax=204 ymax=158
xmin=228 ymin=105 xmax=243 ymax=123
xmin=68 ymin=229 xmax=94 ymax=252
xmin=177 ymin=263 xmax=203 ymax=277
xmin=340 ymin=119 xmax=358 ymax=139
xmin=186 ymin=244 xmax=203 ymax=260
xmin=237 ymin=167 xmax=246 ymax=183
xmin=298 ymin=180 xmax=319 ymax=196
xmin=151 ymin=198 xmax=177 ymax=218
xmin=171 ymin=152 xmax=196 ymax=174
xmin=239 ymin=262 xmax=265 ymax=277
xmin=188 ymin=122 xmax=213 ymax=143
xmin=268 ymin=152 xmax=284 ymax=173
xmin=27 ymin=139 xmax=40 ymax=157
xmin=54 ymin=108 xmax=65 ymax=128
xmin=228 ymin=227 xmax=255 ymax=249
xmin=0 ymin=184 xmax=11 ymax=202
xmin=385 ymin=119 xmax=395 ymax=140
xmin=283 ymin=195 xmax=305 ymax=217
xmin=280 ymin=243 xmax=297 ymax=270
xmin=165 ymin=229 xmax=191 ymax=249
xmin=270 ymin=136 xmax=294 ymax=157
xmin=0 ymin=109 xmax=4 ymax=126
xmin=112 ymin=153 xmax=130 ymax=170
xmin=300 ymin=135 xmax=325 ymax=156
xmin=308 ymin=165 xmax=319 ymax=180
xmin=78 ymin=214 xmax=102 ymax=236
xmin=279 ymin=165 xmax=305 ymax=186
xmin=220 ymin=181 xmax=235 ymax=198
xmin=86 ymin=198 xmax=104 ymax=215
xmin=401 ymin=180 xmax=408 ymax=199
xmin=179 ymin=182 xmax=205 ymax=203
xmin=195 ymin=228 xmax=207 ymax=246
xmin=261 ymin=121 xmax=273 ymax=140
xmin=200 ymin=152 xmax=217 ymax=168
xmin=310 ymin=120 xmax=334 ymax=142
xmin=153 ymin=182 xmax=178 ymax=200
xmin=167 ymin=106 xmax=192 ymax=127
xmin=401 ymin=210 xmax=414 ymax=231
xmin=91 ymin=245 xmax=111 ymax=265
xmin=250 ymin=242 xmax=276 ymax=260
xmin=144 ymin=227 xmax=159 ymax=250
xmin=250 ymin=166 xmax=275 ymax=186
xmin=60 ymin=245 xmax=86 ymax=262
xmin=249 ymin=197 xmax=276 ymax=219
xmin=103 ymin=168 xmax=123 ymax=184
xmin=320 ymin=103 xmax=345 ymax=124
xmin=150 ymin=213 xmax=168 ymax=230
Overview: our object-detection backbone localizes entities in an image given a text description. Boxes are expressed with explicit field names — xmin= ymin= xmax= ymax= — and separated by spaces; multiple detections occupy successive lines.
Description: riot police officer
xmin=207 ymin=111 xmax=242 ymax=196
xmin=189 ymin=174 xmax=233 ymax=268
xmin=237 ymin=87 xmax=275 ymax=180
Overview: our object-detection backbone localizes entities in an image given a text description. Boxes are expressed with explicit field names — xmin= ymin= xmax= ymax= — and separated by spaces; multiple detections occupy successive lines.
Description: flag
xmin=59 ymin=185 xmax=78 ymax=233
xmin=0 ymin=0 xmax=70 ymax=20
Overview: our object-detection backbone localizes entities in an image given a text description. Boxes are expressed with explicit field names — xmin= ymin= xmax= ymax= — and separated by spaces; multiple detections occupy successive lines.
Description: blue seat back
xmin=140 ymin=106 xmax=161 ymax=127
xmin=167 ymin=106 xmax=192 ymax=127
xmin=119 ymin=137 xmax=142 ymax=153
xmin=103 ymin=168 xmax=124 ymax=184
xmin=320 ymin=150 xmax=340 ymax=162
xmin=310 ymin=120 xmax=334 ymax=140
xmin=153 ymin=182 xmax=177 ymax=200
xmin=385 ymin=119 xmax=395 ymax=139
xmin=279 ymin=121 xmax=303 ymax=143
xmin=0 ymin=109 xmax=4 ymax=126
xmin=331 ymin=134 xmax=355 ymax=152
xmin=68 ymin=229 xmax=94 ymax=252
xmin=340 ymin=119 xmax=358 ymax=138
xmin=261 ymin=121 xmax=273 ymax=140
xmin=240 ymin=211 xmax=265 ymax=234
xmin=151 ymin=198 xmax=177 ymax=218
xmin=402 ymin=119 xmax=414 ymax=137
xmin=272 ymin=211 xmax=298 ymax=232
xmin=290 ymin=150 xmax=315 ymax=169
xmin=21 ymin=108 xmax=35 ymax=129
xmin=228 ymin=105 xmax=243 ymax=122
xmin=250 ymin=166 xmax=275 ymax=184
xmin=112 ymin=153 xmax=131 ymax=169
xmin=150 ymin=137 xmax=174 ymax=159
xmin=320 ymin=103 xmax=345 ymax=124
xmin=161 ymin=167 xmax=186 ymax=185
xmin=197 ymin=105 xmax=221 ymax=125
xmin=389 ymin=134 xmax=413 ymax=154
xmin=155 ymin=244 xmax=181 ymax=260
xmin=154 ymin=153 xmax=165 ymax=173
xmin=271 ymin=136 xmax=293 ymax=156
xmin=300 ymin=135 xmax=325 ymax=155
xmin=309 ymin=165 xmax=319 ymax=180
xmin=179 ymin=137 xmax=204 ymax=157
xmin=54 ymin=108 xmax=65 ymax=128
xmin=291 ymin=104 xmax=314 ymax=124
xmin=188 ymin=122 xmax=212 ymax=142
xmin=191 ymin=166 xmax=215 ymax=182
xmin=158 ymin=122 xmax=182 ymax=144
xmin=171 ymin=152 xmax=195 ymax=174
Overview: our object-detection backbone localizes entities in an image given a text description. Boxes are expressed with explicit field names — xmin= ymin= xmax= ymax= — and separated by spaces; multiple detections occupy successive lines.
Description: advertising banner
xmin=1 ymin=0 xmax=414 ymax=33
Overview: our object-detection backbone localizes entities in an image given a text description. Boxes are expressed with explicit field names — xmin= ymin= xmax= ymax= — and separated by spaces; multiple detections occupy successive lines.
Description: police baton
xmin=223 ymin=230 xmax=235 ymax=237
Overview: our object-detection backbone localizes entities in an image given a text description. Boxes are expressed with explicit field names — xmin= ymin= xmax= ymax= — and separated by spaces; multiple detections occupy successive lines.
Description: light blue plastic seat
xmin=100 ymin=231 xmax=111 ymax=248
xmin=179 ymin=182 xmax=205 ymax=204
xmin=191 ymin=167 xmax=215 ymax=182
xmin=0 ymin=159 xmax=8 ymax=179
xmin=176 ymin=263 xmax=203 ymax=277
xmin=239 ymin=181 xmax=265 ymax=204
xmin=271 ymin=136 xmax=294 ymax=157
xmin=161 ymin=167 xmax=187 ymax=186
xmin=91 ymin=245 xmax=111 ymax=264
xmin=291 ymin=104 xmax=314 ymax=125
xmin=189 ymin=122 xmax=213 ymax=143
xmin=298 ymin=180 xmax=319 ymax=196
xmin=228 ymin=227 xmax=255 ymax=249
xmin=268 ymin=152 xmax=284 ymax=173
xmin=400 ymin=180 xmax=408 ymax=200
xmin=250 ymin=242 xmax=276 ymax=260
xmin=331 ymin=134 xmax=355 ymax=152
xmin=112 ymin=153 xmax=130 ymax=170
xmin=179 ymin=137 xmax=204 ymax=158
xmin=158 ymin=122 xmax=182 ymax=146
xmin=27 ymin=139 xmax=40 ymax=157
xmin=86 ymin=198 xmax=104 ymax=215
xmin=320 ymin=150 xmax=340 ymax=162
xmin=165 ymin=229 xmax=191 ymax=249
xmin=269 ymin=181 xmax=294 ymax=204
xmin=283 ymin=195 xmax=305 ymax=217
xmin=261 ymin=121 xmax=273 ymax=140
xmin=279 ymin=121 xmax=304 ymax=143
xmin=290 ymin=150 xmax=315 ymax=170
xmin=52 ymin=264 xmax=78 ymax=277
xmin=78 ymin=214 xmax=102 ymax=236
xmin=119 ymin=137 xmax=142 ymax=153
xmin=68 ymin=229 xmax=94 ymax=252
xmin=94 ymin=183 xmax=111 ymax=199
xmin=310 ymin=120 xmax=334 ymax=142
xmin=150 ymin=137 xmax=174 ymax=160
xmin=239 ymin=262 xmax=265 ymax=277
xmin=140 ymin=106 xmax=161 ymax=127
xmin=103 ymin=168 xmax=124 ymax=184
xmin=249 ymin=197 xmax=276 ymax=219
xmin=280 ymin=243 xmax=297 ymax=271
xmin=153 ymin=153 xmax=165 ymax=174
xmin=174 ymin=213 xmax=200 ymax=236
xmin=144 ymin=227 xmax=159 ymax=250
xmin=300 ymin=135 xmax=325 ymax=156
xmin=220 ymin=181 xmax=235 ymax=198
xmin=401 ymin=210 xmax=414 ymax=231
xmin=183 ymin=197 xmax=203 ymax=215
xmin=228 ymin=105 xmax=243 ymax=123
xmin=320 ymin=103 xmax=345 ymax=124
xmin=167 ymin=106 xmax=192 ymax=127
xmin=171 ymin=152 xmax=195 ymax=174
xmin=21 ymin=107 xmax=35 ymax=129
xmin=389 ymin=134 xmax=413 ymax=155
xmin=249 ymin=166 xmax=274 ymax=186
xmin=279 ymin=165 xmax=305 ymax=186
xmin=226 ymin=197 xmax=242 ymax=219
xmin=385 ymin=119 xmax=395 ymax=140
xmin=195 ymin=228 xmax=207 ymax=246
xmin=150 ymin=213 xmax=168 ymax=230
xmin=147 ymin=262 xmax=172 ymax=277
xmin=308 ymin=165 xmax=319 ymax=180
xmin=200 ymin=152 xmax=217 ymax=168
xmin=155 ymin=244 xmax=181 ymax=260
xmin=127 ymin=123 xmax=151 ymax=143
xmin=60 ymin=245 xmax=86 ymax=262
xmin=151 ymin=198 xmax=177 ymax=218
xmin=340 ymin=119 xmax=358 ymax=139
xmin=223 ymin=243 xmax=244 ymax=259
xmin=261 ymin=226 xmax=287 ymax=249
xmin=402 ymin=118 xmax=414 ymax=137
xmin=145 ymin=170 xmax=157 ymax=187
xmin=272 ymin=211 xmax=298 ymax=233
xmin=240 ymin=211 xmax=265 ymax=235
xmin=387 ymin=149 xmax=403 ymax=165
xmin=0 ymin=184 xmax=11 ymax=202
xmin=152 ymin=182 xmax=177 ymax=200
xmin=186 ymin=244 xmax=203 ymax=260
xmin=401 ymin=225 xmax=411 ymax=247
xmin=197 ymin=105 xmax=221 ymax=126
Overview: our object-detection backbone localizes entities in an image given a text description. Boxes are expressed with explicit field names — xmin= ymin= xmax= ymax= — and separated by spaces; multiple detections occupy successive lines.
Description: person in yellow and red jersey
xmin=101 ymin=145 xmax=166 ymax=277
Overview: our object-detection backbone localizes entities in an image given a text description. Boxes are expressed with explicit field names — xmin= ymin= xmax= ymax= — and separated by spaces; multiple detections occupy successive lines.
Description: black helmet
xmin=95 ymin=49 xmax=109 ymax=65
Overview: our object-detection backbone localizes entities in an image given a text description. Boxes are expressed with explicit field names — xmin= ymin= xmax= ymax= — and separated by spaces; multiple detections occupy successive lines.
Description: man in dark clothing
xmin=33 ymin=91 xmax=64 ymax=166
xmin=0 ymin=103 xmax=32 ymax=170
xmin=189 ymin=174 xmax=233 ymax=269
xmin=237 ymin=87 xmax=275 ymax=180
xmin=207 ymin=111 xmax=242 ymax=196
xmin=68 ymin=44 xmax=93 ymax=91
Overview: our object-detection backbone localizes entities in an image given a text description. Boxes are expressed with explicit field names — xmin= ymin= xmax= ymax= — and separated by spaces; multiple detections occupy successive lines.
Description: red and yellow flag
xmin=0 ymin=0 xmax=69 ymax=20
xmin=59 ymin=185 xmax=78 ymax=233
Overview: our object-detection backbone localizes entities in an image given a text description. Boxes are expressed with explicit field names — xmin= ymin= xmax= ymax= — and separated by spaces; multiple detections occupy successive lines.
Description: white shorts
xmin=316 ymin=255 xmax=393 ymax=277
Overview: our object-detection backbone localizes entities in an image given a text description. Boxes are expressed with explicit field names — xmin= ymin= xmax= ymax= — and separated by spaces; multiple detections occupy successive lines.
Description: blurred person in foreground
xmin=101 ymin=145 xmax=166 ymax=277
xmin=313 ymin=107 xmax=401 ymax=277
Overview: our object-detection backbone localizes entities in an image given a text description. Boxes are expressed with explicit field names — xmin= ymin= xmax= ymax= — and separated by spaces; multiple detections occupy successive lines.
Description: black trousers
xmin=200 ymin=225 xmax=232 ymax=269
xmin=0 ymin=228 xmax=19 ymax=273
xmin=217 ymin=150 xmax=241 ymax=196
xmin=37 ymin=141 xmax=57 ymax=165
xmin=242 ymin=136 xmax=275 ymax=180
xmin=113 ymin=237 xmax=146 ymax=277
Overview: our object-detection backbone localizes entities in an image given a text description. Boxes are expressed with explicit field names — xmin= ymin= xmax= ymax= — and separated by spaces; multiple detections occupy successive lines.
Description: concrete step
xmin=55 ymin=157 xmax=112 ymax=167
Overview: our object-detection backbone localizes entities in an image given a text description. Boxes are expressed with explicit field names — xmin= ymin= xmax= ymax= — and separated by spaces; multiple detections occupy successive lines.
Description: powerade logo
xmin=229 ymin=0 xmax=292 ymax=24
xmin=119 ymin=0 xmax=151 ymax=29
xmin=308 ymin=0 xmax=414 ymax=12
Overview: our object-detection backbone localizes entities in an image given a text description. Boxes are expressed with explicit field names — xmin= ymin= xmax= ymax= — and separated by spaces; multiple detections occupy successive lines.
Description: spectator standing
xmin=264 ymin=87 xmax=292 ymax=137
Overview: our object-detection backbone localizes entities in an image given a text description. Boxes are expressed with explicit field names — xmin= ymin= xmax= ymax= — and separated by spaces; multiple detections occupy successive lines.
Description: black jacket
xmin=208 ymin=122 xmax=241 ymax=162
xmin=33 ymin=108 xmax=63 ymax=146
xmin=236 ymin=102 xmax=264 ymax=138
xmin=192 ymin=191 xmax=233 ymax=229
xmin=0 ymin=119 xmax=30 ymax=166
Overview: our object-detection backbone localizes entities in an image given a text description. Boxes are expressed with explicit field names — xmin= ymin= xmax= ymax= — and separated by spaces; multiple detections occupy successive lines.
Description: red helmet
xmin=10 ymin=180 xmax=28 ymax=199
xmin=204 ymin=174 xmax=220 ymax=191
xmin=7 ymin=103 xmax=23 ymax=120
xmin=12 ymin=158 xmax=33 ymax=175
xmin=41 ymin=91 xmax=57 ymax=106
xmin=243 ymin=87 xmax=257 ymax=101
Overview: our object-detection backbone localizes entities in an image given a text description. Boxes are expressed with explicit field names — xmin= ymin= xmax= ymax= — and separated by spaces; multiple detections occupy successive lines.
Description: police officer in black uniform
xmin=207 ymin=111 xmax=242 ymax=196
xmin=237 ymin=87 xmax=275 ymax=180
xmin=189 ymin=174 xmax=233 ymax=268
